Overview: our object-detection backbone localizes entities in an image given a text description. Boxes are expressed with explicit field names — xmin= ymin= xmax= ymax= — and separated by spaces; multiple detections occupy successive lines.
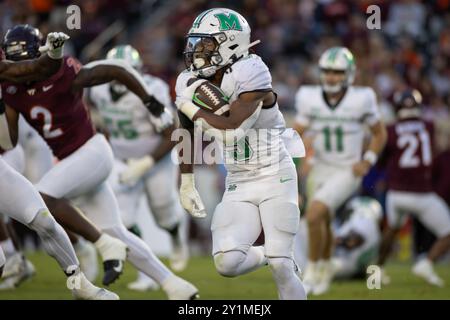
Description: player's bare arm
xmin=177 ymin=83 xmax=270 ymax=131
xmin=193 ymin=91 xmax=271 ymax=130
xmin=0 ymin=55 xmax=61 ymax=83
xmin=71 ymin=60 xmax=164 ymax=116
xmin=353 ymin=121 xmax=387 ymax=177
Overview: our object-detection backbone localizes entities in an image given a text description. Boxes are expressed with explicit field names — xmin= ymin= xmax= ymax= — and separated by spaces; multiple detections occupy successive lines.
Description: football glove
xmin=179 ymin=173 xmax=207 ymax=218
xmin=119 ymin=156 xmax=155 ymax=186
xmin=39 ymin=32 xmax=70 ymax=59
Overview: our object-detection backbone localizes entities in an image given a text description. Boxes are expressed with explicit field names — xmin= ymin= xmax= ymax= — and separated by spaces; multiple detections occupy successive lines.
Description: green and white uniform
xmin=295 ymin=85 xmax=381 ymax=213
xmin=90 ymin=74 xmax=170 ymax=161
xmin=176 ymin=54 xmax=305 ymax=258
xmin=90 ymin=74 xmax=183 ymax=231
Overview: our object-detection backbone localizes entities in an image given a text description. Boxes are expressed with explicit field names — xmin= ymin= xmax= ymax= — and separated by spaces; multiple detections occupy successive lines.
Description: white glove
xmin=179 ymin=173 xmax=207 ymax=218
xmin=119 ymin=156 xmax=155 ymax=186
xmin=39 ymin=32 xmax=70 ymax=59
xmin=149 ymin=108 xmax=174 ymax=133
xmin=175 ymin=79 xmax=208 ymax=120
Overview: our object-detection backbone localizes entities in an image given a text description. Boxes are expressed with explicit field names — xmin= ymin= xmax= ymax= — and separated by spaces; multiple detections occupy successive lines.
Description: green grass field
xmin=0 ymin=252 xmax=449 ymax=300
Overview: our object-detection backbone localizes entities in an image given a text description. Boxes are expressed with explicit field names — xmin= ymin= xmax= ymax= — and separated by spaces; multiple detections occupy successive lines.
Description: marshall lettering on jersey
xmin=384 ymin=119 xmax=434 ymax=192
xmin=1 ymin=56 xmax=95 ymax=159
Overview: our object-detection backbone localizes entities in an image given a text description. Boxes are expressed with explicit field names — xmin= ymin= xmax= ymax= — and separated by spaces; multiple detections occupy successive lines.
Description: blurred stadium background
xmin=0 ymin=0 xmax=450 ymax=299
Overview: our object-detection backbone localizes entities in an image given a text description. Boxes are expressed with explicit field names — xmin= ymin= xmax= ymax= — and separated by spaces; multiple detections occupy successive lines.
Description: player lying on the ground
xmin=377 ymin=88 xmax=450 ymax=287
xmin=332 ymin=198 xmax=381 ymax=279
xmin=176 ymin=8 xmax=307 ymax=300
xmin=89 ymin=44 xmax=190 ymax=291
xmin=294 ymin=197 xmax=382 ymax=281
xmin=293 ymin=47 xmax=387 ymax=295
xmin=0 ymin=31 xmax=118 ymax=299
xmin=1 ymin=24 xmax=198 ymax=299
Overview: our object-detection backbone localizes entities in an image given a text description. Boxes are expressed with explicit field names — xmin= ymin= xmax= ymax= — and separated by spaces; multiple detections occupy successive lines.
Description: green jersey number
xmin=323 ymin=126 xmax=344 ymax=152
xmin=104 ymin=117 xmax=138 ymax=140
xmin=230 ymin=136 xmax=253 ymax=161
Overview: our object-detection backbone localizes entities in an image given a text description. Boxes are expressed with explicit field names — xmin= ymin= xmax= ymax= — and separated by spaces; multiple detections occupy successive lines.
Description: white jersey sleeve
xmin=362 ymin=88 xmax=381 ymax=127
xmin=294 ymin=87 xmax=311 ymax=127
xmin=232 ymin=55 xmax=272 ymax=97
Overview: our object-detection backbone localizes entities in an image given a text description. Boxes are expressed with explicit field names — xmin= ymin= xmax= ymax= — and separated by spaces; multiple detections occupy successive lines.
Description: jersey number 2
xmin=30 ymin=106 xmax=63 ymax=139
xmin=397 ymin=131 xmax=431 ymax=168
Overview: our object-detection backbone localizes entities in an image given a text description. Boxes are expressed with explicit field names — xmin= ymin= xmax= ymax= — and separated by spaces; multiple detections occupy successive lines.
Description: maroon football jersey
xmin=1 ymin=56 xmax=95 ymax=159
xmin=384 ymin=118 xmax=434 ymax=192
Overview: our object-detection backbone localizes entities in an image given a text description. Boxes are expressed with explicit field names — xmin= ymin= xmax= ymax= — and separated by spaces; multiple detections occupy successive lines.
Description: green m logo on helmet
xmin=214 ymin=13 xmax=243 ymax=31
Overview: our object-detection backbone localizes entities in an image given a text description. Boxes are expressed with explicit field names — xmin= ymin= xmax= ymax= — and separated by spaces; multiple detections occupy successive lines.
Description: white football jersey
xmin=90 ymin=74 xmax=172 ymax=160
xmin=295 ymin=85 xmax=381 ymax=166
xmin=176 ymin=54 xmax=296 ymax=179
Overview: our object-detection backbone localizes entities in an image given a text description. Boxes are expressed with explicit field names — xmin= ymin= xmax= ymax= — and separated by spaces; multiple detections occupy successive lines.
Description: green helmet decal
xmin=214 ymin=13 xmax=243 ymax=31
xmin=327 ymin=47 xmax=340 ymax=63
xmin=192 ymin=9 xmax=214 ymax=29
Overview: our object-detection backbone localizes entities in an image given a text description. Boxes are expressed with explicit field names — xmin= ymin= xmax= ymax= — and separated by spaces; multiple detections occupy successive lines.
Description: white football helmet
xmin=106 ymin=45 xmax=143 ymax=94
xmin=318 ymin=47 xmax=356 ymax=93
xmin=183 ymin=8 xmax=260 ymax=78
xmin=347 ymin=197 xmax=383 ymax=223
xmin=106 ymin=44 xmax=143 ymax=69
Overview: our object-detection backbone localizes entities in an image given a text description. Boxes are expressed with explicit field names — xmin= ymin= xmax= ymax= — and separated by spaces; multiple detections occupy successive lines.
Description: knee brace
xmin=213 ymin=250 xmax=246 ymax=278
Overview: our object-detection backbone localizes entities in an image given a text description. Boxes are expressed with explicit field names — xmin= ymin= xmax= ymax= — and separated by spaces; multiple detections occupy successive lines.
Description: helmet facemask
xmin=183 ymin=33 xmax=227 ymax=78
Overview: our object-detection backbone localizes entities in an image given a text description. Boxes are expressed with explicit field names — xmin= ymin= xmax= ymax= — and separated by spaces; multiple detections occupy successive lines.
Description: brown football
xmin=187 ymin=78 xmax=230 ymax=116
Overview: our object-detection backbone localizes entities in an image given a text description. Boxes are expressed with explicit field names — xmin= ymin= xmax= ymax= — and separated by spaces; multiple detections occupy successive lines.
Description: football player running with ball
xmin=176 ymin=8 xmax=307 ymax=300
xmin=294 ymin=47 xmax=387 ymax=295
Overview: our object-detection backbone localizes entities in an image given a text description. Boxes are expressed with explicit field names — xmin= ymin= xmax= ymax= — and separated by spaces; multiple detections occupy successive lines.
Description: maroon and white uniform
xmin=1 ymin=57 xmax=120 ymax=229
xmin=1 ymin=57 xmax=95 ymax=160
xmin=383 ymin=118 xmax=450 ymax=237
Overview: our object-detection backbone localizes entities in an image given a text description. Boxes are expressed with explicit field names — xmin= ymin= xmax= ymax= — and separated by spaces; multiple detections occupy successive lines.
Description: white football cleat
xmin=162 ymin=275 xmax=199 ymax=300
xmin=94 ymin=234 xmax=128 ymax=285
xmin=74 ymin=239 xmax=99 ymax=283
xmin=71 ymin=271 xmax=119 ymax=300
xmin=412 ymin=259 xmax=444 ymax=287
xmin=0 ymin=254 xmax=35 ymax=290
xmin=127 ymin=273 xmax=160 ymax=292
